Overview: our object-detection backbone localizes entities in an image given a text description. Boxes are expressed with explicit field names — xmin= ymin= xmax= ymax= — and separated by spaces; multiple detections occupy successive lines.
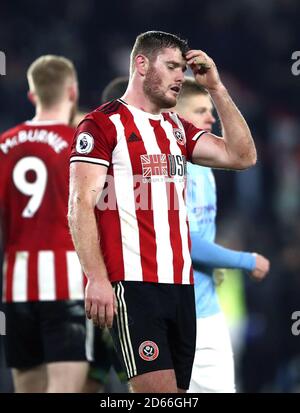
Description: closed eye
xmin=166 ymin=61 xmax=186 ymax=72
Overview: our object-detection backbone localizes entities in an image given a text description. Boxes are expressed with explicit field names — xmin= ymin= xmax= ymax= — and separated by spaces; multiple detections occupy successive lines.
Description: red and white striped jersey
xmin=0 ymin=120 xmax=85 ymax=302
xmin=70 ymin=99 xmax=206 ymax=285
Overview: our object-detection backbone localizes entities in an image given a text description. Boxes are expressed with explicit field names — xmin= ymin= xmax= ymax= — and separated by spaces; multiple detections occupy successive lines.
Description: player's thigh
xmin=12 ymin=364 xmax=47 ymax=393
xmin=47 ymin=361 xmax=88 ymax=393
xmin=130 ymin=369 xmax=177 ymax=393
xmin=40 ymin=300 xmax=87 ymax=364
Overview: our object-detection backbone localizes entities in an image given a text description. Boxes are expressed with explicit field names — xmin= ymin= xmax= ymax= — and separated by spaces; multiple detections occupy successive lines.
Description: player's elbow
xmin=237 ymin=154 xmax=257 ymax=170
xmin=249 ymin=152 xmax=257 ymax=167
xmin=233 ymin=147 xmax=257 ymax=170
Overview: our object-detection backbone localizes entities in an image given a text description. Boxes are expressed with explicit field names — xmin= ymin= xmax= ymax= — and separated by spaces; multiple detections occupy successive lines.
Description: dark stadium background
xmin=1 ymin=0 xmax=300 ymax=392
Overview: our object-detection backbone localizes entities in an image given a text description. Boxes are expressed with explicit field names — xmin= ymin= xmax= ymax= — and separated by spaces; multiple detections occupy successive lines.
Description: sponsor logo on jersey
xmin=76 ymin=132 xmax=94 ymax=154
xmin=140 ymin=154 xmax=186 ymax=183
xmin=138 ymin=340 xmax=159 ymax=361
xmin=173 ymin=128 xmax=185 ymax=145
xmin=141 ymin=154 xmax=168 ymax=177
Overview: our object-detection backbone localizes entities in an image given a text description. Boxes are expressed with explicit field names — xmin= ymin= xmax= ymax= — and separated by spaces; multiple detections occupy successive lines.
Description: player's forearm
xmin=190 ymin=233 xmax=255 ymax=271
xmin=209 ymin=84 xmax=257 ymax=169
xmin=68 ymin=201 xmax=108 ymax=282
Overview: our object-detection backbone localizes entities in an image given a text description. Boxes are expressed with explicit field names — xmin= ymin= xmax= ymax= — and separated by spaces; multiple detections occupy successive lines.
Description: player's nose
xmin=207 ymin=112 xmax=216 ymax=124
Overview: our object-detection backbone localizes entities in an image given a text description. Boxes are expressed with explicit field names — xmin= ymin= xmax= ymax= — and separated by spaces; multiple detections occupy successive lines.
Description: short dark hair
xmin=130 ymin=31 xmax=189 ymax=75
xmin=101 ymin=76 xmax=129 ymax=103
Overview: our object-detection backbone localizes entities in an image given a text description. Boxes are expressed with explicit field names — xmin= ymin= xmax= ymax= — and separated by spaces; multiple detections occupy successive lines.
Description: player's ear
xmin=68 ymin=81 xmax=78 ymax=103
xmin=27 ymin=90 xmax=37 ymax=106
xmin=135 ymin=54 xmax=149 ymax=76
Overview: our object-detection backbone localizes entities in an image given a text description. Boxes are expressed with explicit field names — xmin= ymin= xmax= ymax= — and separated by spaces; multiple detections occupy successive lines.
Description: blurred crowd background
xmin=1 ymin=0 xmax=300 ymax=392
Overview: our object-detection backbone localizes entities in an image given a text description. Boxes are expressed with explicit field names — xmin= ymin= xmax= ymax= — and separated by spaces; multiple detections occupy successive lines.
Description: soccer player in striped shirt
xmin=0 ymin=56 xmax=88 ymax=392
xmin=68 ymin=31 xmax=257 ymax=393
xmin=175 ymin=78 xmax=270 ymax=392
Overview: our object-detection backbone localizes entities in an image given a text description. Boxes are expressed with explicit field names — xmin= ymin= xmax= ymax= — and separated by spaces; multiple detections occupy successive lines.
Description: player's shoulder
xmin=78 ymin=100 xmax=127 ymax=135
xmin=1 ymin=121 xmax=74 ymax=138
xmin=0 ymin=122 xmax=26 ymax=142
xmin=96 ymin=99 xmax=123 ymax=115
xmin=49 ymin=123 xmax=75 ymax=138
xmin=165 ymin=112 xmax=205 ymax=135
xmin=88 ymin=99 xmax=124 ymax=121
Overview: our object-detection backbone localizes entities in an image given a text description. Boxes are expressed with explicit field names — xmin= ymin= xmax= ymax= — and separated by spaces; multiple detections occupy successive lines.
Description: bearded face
xmin=143 ymin=48 xmax=185 ymax=110
xmin=143 ymin=63 xmax=177 ymax=109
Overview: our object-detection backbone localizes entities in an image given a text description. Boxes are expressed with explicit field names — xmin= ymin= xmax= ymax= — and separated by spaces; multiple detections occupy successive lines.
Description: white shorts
xmin=188 ymin=312 xmax=236 ymax=393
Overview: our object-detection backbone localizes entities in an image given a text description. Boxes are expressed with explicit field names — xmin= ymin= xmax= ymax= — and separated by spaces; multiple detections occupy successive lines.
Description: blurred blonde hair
xmin=179 ymin=76 xmax=209 ymax=99
xmin=27 ymin=55 xmax=77 ymax=107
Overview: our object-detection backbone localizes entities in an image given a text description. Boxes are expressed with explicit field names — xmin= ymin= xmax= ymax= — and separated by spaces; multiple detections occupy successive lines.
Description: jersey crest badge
xmin=138 ymin=340 xmax=159 ymax=361
xmin=173 ymin=128 xmax=185 ymax=145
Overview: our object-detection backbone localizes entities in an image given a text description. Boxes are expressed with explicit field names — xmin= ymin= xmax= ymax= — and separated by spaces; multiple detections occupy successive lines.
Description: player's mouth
xmin=169 ymin=85 xmax=181 ymax=95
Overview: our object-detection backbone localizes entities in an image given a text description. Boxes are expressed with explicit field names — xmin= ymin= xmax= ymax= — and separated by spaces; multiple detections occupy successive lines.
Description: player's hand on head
xmin=84 ymin=278 xmax=115 ymax=328
xmin=250 ymin=253 xmax=270 ymax=281
xmin=185 ymin=50 xmax=222 ymax=91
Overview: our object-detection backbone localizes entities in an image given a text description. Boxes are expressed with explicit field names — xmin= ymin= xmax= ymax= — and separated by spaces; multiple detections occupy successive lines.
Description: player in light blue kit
xmin=175 ymin=78 xmax=270 ymax=393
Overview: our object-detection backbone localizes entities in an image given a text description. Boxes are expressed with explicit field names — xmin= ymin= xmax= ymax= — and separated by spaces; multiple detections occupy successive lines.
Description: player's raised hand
xmin=185 ymin=50 xmax=222 ymax=91
xmin=250 ymin=253 xmax=270 ymax=281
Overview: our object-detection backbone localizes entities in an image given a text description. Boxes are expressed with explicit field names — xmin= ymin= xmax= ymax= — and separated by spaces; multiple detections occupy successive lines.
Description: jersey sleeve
xmin=70 ymin=114 xmax=116 ymax=167
xmin=179 ymin=116 xmax=208 ymax=162
xmin=190 ymin=233 xmax=256 ymax=272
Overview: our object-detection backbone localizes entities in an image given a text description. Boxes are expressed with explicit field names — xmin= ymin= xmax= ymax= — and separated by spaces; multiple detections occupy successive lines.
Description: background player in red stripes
xmin=0 ymin=55 xmax=88 ymax=392
xmin=68 ymin=31 xmax=257 ymax=393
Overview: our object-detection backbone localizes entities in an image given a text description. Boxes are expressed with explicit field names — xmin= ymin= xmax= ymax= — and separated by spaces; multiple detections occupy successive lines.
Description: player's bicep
xmin=191 ymin=132 xmax=229 ymax=168
xmin=69 ymin=162 xmax=108 ymax=208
